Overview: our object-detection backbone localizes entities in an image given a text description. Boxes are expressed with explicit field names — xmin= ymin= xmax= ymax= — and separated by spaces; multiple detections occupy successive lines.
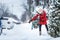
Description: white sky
xmin=0 ymin=0 xmax=27 ymax=18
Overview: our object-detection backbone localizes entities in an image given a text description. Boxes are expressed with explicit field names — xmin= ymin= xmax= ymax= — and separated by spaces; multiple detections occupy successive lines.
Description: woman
xmin=29 ymin=7 xmax=48 ymax=35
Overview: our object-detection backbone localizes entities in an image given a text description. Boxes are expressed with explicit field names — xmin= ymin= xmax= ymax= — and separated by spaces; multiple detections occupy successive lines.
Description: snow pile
xmin=0 ymin=23 xmax=53 ymax=40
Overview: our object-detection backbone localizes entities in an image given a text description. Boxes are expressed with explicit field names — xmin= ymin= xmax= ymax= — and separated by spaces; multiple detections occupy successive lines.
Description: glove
xmin=29 ymin=20 xmax=32 ymax=23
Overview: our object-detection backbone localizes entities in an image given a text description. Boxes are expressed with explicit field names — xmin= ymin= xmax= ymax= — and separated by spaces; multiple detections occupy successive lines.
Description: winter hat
xmin=35 ymin=6 xmax=43 ymax=14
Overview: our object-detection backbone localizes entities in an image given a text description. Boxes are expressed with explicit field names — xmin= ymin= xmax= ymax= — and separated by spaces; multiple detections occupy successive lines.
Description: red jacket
xmin=31 ymin=11 xmax=47 ymax=25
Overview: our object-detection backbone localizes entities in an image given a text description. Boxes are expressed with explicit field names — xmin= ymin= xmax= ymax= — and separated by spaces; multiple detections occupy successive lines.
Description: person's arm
xmin=32 ymin=14 xmax=39 ymax=21
xmin=29 ymin=14 xmax=39 ymax=23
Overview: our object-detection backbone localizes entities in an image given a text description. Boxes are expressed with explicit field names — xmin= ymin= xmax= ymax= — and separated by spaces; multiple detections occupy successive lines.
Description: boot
xmin=39 ymin=31 xmax=41 ymax=35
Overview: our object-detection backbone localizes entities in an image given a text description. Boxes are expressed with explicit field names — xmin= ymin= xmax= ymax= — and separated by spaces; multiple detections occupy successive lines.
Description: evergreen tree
xmin=48 ymin=0 xmax=60 ymax=38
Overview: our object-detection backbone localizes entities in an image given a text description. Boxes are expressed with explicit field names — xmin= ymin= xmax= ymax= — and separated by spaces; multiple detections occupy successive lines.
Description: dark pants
xmin=39 ymin=24 xmax=48 ymax=31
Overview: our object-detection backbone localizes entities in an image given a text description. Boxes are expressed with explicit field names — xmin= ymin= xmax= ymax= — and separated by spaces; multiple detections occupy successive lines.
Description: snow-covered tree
xmin=21 ymin=0 xmax=33 ymax=22
xmin=48 ymin=0 xmax=60 ymax=38
xmin=0 ymin=3 xmax=19 ymax=21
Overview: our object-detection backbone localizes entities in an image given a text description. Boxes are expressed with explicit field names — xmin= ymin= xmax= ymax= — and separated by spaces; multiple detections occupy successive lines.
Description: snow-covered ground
xmin=0 ymin=23 xmax=49 ymax=40
xmin=0 ymin=22 xmax=60 ymax=40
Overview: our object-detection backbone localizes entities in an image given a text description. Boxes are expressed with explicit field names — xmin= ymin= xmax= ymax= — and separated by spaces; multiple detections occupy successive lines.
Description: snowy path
xmin=0 ymin=0 xmax=59 ymax=40
xmin=0 ymin=23 xmax=56 ymax=40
